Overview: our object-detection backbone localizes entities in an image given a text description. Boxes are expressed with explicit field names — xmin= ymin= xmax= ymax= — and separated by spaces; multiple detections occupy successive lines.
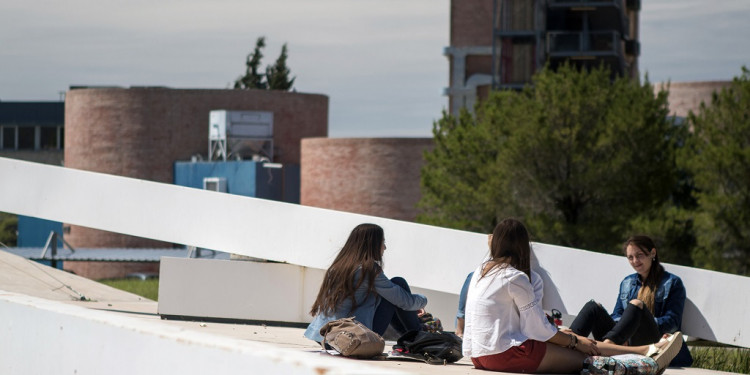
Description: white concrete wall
xmin=1 ymin=157 xmax=749 ymax=348
xmin=0 ymin=291 xmax=406 ymax=375
xmin=158 ymin=257 xmax=461 ymax=331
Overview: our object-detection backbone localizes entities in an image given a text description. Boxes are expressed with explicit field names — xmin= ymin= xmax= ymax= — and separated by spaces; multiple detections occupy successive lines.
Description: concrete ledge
xmin=0 ymin=290 xmax=407 ymax=375
xmin=158 ymin=257 xmax=462 ymax=331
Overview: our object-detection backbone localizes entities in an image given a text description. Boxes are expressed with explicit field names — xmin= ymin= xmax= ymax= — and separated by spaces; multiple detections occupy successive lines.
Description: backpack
xmin=391 ymin=330 xmax=463 ymax=365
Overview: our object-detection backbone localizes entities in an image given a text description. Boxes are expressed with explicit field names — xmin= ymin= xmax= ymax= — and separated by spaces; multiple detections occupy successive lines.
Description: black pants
xmin=569 ymin=300 xmax=660 ymax=345
xmin=371 ymin=277 xmax=422 ymax=336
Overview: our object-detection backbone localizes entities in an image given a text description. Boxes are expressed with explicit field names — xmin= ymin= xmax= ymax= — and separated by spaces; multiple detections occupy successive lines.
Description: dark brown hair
xmin=482 ymin=218 xmax=532 ymax=280
xmin=625 ymin=235 xmax=664 ymax=314
xmin=309 ymin=223 xmax=385 ymax=316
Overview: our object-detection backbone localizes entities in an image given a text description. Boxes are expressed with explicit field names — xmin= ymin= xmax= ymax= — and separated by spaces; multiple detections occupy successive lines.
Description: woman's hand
xmin=575 ymin=336 xmax=600 ymax=356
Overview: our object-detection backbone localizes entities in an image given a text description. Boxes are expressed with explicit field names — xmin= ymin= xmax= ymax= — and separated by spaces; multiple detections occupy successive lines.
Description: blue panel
xmin=283 ymin=164 xmax=301 ymax=204
xmin=174 ymin=161 xmax=299 ymax=203
xmin=255 ymin=164 xmax=282 ymax=201
xmin=254 ymin=163 xmax=300 ymax=203
xmin=35 ymin=260 xmax=64 ymax=270
xmin=174 ymin=161 xmax=258 ymax=197
xmin=17 ymin=216 xmax=63 ymax=248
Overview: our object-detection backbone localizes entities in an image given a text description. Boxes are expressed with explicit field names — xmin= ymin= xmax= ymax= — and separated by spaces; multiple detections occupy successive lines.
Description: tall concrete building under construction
xmin=446 ymin=0 xmax=640 ymax=115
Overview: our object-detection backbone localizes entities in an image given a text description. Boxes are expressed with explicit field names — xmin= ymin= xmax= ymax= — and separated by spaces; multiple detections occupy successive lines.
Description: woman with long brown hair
xmin=303 ymin=223 xmax=427 ymax=343
xmin=567 ymin=235 xmax=693 ymax=366
xmin=463 ymin=219 xmax=683 ymax=374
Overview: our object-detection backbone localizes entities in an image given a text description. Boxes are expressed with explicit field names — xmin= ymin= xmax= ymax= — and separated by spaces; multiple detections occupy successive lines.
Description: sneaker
xmin=646 ymin=332 xmax=683 ymax=374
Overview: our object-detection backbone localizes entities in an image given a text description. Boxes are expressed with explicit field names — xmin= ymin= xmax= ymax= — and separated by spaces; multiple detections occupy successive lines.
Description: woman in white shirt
xmin=463 ymin=218 xmax=683 ymax=373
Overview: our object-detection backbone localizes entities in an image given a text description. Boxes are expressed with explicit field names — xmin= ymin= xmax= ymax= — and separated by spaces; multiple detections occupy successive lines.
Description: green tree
xmin=679 ymin=67 xmax=750 ymax=275
xmin=419 ymin=64 xmax=681 ymax=254
xmin=0 ymin=212 xmax=18 ymax=247
xmin=266 ymin=43 xmax=295 ymax=91
xmin=234 ymin=37 xmax=268 ymax=90
xmin=627 ymin=114 xmax=698 ymax=267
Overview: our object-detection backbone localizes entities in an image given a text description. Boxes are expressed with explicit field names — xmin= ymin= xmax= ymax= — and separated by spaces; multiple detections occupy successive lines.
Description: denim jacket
xmin=611 ymin=271 xmax=693 ymax=367
xmin=303 ymin=270 xmax=427 ymax=343
xmin=610 ymin=271 xmax=686 ymax=334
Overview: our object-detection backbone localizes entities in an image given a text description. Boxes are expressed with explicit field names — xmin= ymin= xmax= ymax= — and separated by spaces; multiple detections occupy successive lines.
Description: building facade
xmin=446 ymin=0 xmax=640 ymax=115
xmin=300 ymin=138 xmax=434 ymax=222
xmin=61 ymin=87 xmax=328 ymax=278
xmin=0 ymin=101 xmax=64 ymax=165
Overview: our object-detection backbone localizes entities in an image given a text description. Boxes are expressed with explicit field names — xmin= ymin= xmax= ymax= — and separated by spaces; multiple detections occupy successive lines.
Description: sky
xmin=1 ymin=0 xmax=748 ymax=138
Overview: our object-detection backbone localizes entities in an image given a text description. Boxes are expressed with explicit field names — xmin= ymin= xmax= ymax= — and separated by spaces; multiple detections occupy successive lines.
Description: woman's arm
xmin=655 ymin=276 xmax=686 ymax=333
xmin=455 ymin=272 xmax=473 ymax=337
xmin=508 ymin=274 xmax=600 ymax=355
xmin=373 ymin=272 xmax=427 ymax=311
xmin=610 ymin=279 xmax=627 ymax=320
xmin=508 ymin=274 xmax=558 ymax=341
xmin=547 ymin=331 xmax=601 ymax=356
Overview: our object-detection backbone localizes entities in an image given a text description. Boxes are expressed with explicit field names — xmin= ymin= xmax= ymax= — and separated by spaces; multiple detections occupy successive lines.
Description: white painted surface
xmin=0 ymin=290 xmax=406 ymax=375
xmin=158 ymin=258 xmax=325 ymax=323
xmin=1 ymin=157 xmax=749 ymax=348
xmin=158 ymin=257 xmax=461 ymax=331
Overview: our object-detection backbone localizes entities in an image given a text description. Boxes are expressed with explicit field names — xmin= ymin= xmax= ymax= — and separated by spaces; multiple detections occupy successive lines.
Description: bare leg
xmin=537 ymin=344 xmax=587 ymax=374
xmin=596 ymin=341 xmax=650 ymax=356
xmin=537 ymin=335 xmax=672 ymax=373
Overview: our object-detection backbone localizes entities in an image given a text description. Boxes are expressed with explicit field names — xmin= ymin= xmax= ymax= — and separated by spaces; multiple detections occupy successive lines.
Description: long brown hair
xmin=309 ymin=223 xmax=385 ymax=316
xmin=482 ymin=218 xmax=532 ymax=280
xmin=625 ymin=235 xmax=664 ymax=314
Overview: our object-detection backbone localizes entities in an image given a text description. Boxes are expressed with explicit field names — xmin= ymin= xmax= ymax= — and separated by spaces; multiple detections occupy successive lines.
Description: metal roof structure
xmin=0 ymin=101 xmax=64 ymax=126
xmin=1 ymin=247 xmax=231 ymax=262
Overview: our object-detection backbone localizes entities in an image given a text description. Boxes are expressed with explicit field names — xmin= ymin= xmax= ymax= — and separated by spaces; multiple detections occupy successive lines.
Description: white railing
xmin=1 ymin=157 xmax=748 ymax=348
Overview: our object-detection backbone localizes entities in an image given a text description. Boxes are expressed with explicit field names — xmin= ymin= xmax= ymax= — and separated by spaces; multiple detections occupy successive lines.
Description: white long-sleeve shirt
xmin=462 ymin=264 xmax=558 ymax=358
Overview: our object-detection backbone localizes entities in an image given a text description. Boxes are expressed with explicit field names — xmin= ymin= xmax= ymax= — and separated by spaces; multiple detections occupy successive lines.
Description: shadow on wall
xmin=683 ymin=298 xmax=715 ymax=342
xmin=531 ymin=253 xmax=567 ymax=314
xmin=534 ymin=264 xmax=567 ymax=314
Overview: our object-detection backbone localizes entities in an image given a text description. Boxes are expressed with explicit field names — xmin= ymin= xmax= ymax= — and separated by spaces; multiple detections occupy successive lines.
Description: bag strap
xmin=321 ymin=334 xmax=328 ymax=351
xmin=320 ymin=325 xmax=331 ymax=351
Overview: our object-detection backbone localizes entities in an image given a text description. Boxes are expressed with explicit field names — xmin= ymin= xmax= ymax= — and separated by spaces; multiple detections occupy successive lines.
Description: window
xmin=40 ymin=127 xmax=59 ymax=149
xmin=17 ymin=127 xmax=35 ymax=149
xmin=0 ymin=125 xmax=63 ymax=150
xmin=1 ymin=126 xmax=16 ymax=149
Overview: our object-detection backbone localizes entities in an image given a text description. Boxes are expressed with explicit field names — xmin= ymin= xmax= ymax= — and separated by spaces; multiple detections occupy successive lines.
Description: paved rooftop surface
xmin=0 ymin=249 xmax=741 ymax=375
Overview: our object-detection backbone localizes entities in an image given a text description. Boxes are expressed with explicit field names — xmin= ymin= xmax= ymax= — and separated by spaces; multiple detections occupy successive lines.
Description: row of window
xmin=0 ymin=125 xmax=64 ymax=150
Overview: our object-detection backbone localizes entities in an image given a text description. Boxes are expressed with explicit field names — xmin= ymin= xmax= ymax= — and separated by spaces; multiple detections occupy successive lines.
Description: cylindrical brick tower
xmin=63 ymin=87 xmax=328 ymax=278
xmin=300 ymin=138 xmax=434 ymax=222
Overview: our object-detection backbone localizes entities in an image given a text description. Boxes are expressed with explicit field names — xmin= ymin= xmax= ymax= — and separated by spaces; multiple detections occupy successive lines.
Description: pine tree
xmin=266 ymin=43 xmax=295 ymax=91
xmin=680 ymin=67 xmax=750 ymax=275
xmin=234 ymin=37 xmax=268 ymax=90
xmin=419 ymin=64 xmax=680 ymax=255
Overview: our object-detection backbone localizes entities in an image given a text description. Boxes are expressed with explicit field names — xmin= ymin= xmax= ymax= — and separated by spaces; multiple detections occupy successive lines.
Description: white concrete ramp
xmin=1 ymin=157 xmax=749 ymax=349
xmin=0 ymin=290 xmax=407 ymax=375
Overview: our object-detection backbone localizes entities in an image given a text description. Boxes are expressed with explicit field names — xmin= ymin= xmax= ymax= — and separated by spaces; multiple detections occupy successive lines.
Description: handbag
xmin=319 ymin=317 xmax=385 ymax=359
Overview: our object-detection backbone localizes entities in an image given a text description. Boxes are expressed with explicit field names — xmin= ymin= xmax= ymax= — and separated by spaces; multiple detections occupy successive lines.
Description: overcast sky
xmin=1 ymin=0 xmax=748 ymax=137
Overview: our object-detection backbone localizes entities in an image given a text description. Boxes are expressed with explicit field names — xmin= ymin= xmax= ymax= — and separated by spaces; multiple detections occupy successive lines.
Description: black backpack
xmin=392 ymin=330 xmax=463 ymax=365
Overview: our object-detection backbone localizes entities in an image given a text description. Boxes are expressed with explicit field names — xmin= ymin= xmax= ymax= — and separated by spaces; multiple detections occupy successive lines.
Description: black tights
xmin=569 ymin=300 xmax=660 ymax=345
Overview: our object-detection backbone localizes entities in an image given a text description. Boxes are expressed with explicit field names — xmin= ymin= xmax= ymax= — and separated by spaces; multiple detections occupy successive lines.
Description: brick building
xmin=300 ymin=138 xmax=434 ymax=222
xmin=446 ymin=0 xmax=640 ymax=115
xmin=62 ymin=87 xmax=328 ymax=277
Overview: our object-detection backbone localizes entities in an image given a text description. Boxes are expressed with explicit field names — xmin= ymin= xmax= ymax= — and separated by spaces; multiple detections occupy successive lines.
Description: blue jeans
xmin=371 ymin=277 xmax=422 ymax=336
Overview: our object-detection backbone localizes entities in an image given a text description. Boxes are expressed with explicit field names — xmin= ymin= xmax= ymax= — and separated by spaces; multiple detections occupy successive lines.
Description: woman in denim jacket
xmin=568 ymin=235 xmax=693 ymax=366
xmin=304 ymin=223 xmax=428 ymax=343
